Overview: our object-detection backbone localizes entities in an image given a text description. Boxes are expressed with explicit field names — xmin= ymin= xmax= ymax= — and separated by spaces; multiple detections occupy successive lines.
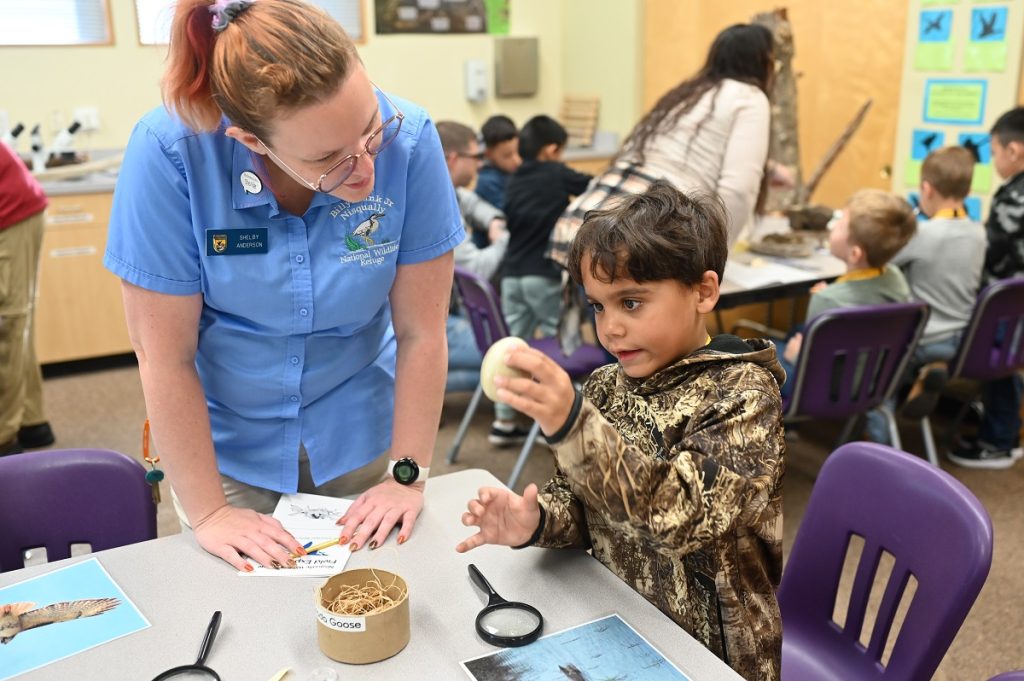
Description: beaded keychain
xmin=142 ymin=418 xmax=164 ymax=504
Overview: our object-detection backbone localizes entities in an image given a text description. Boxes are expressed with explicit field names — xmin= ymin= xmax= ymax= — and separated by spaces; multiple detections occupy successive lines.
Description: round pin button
xmin=240 ymin=171 xmax=262 ymax=194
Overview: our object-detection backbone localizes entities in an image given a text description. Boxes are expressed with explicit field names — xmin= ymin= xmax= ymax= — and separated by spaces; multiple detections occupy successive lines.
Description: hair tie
xmin=210 ymin=0 xmax=255 ymax=33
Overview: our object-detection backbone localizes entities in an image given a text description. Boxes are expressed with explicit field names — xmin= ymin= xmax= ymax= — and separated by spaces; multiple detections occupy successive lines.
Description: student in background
xmin=778 ymin=190 xmax=917 ymax=399
xmin=474 ymin=114 xmax=520 ymax=217
xmin=0 ymin=142 xmax=56 ymax=457
xmin=948 ymin=107 xmax=1024 ymax=469
xmin=493 ymin=115 xmax=592 ymax=446
xmin=867 ymin=146 xmax=984 ymax=441
xmin=457 ymin=182 xmax=785 ymax=681
xmin=436 ymin=121 xmax=509 ymax=395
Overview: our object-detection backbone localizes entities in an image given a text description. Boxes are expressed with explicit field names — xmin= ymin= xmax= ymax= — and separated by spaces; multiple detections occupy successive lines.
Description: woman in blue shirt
xmin=105 ymin=0 xmax=462 ymax=571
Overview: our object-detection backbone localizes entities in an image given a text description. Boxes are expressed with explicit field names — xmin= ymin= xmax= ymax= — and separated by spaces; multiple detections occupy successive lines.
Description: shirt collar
xmin=836 ymin=266 xmax=886 ymax=283
xmin=230 ymin=140 xmax=345 ymax=216
xmin=930 ymin=207 xmax=965 ymax=219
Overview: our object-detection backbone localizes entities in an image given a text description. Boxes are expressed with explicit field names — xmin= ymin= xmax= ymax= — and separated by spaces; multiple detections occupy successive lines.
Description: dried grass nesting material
xmin=324 ymin=569 xmax=408 ymax=616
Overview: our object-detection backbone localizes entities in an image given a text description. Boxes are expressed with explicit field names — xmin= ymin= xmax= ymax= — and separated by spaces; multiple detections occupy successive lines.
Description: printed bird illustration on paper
xmin=0 ymin=598 xmax=120 ymax=644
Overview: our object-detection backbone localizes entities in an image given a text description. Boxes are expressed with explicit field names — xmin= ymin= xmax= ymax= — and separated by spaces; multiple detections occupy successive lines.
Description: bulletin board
xmin=891 ymin=0 xmax=1024 ymax=221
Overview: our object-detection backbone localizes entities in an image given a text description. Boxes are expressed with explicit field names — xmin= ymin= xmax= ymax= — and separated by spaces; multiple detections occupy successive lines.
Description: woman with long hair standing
xmin=551 ymin=23 xmax=778 ymax=260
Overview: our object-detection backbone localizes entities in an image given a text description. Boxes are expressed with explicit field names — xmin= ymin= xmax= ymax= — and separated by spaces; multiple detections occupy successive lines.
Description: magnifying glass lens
xmin=479 ymin=605 xmax=542 ymax=637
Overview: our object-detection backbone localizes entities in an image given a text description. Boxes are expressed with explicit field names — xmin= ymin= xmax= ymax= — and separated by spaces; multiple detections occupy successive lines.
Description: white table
xmin=0 ymin=469 xmax=743 ymax=680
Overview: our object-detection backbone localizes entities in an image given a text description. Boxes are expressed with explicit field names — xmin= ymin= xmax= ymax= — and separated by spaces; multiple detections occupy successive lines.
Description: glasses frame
xmin=255 ymin=85 xmax=404 ymax=193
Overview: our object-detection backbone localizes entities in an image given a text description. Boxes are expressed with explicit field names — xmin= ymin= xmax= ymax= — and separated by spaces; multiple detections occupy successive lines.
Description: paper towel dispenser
xmin=494 ymin=37 xmax=538 ymax=97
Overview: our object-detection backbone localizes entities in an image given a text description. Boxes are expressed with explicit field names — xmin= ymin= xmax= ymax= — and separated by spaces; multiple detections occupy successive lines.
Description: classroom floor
xmin=36 ymin=356 xmax=1024 ymax=679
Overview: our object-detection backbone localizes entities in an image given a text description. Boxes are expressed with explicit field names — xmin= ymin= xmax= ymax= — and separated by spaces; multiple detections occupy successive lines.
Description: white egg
xmin=480 ymin=336 xmax=530 ymax=402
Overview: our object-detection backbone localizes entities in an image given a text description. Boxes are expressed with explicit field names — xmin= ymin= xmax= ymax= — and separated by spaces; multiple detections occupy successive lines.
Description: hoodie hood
xmin=619 ymin=334 xmax=786 ymax=396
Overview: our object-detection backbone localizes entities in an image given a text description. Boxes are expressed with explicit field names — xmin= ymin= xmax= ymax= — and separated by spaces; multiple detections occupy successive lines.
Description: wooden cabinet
xmin=35 ymin=192 xmax=133 ymax=364
xmin=565 ymin=156 xmax=613 ymax=176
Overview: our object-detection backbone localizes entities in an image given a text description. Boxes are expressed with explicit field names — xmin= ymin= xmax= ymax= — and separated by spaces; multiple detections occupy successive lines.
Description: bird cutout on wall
xmin=961 ymin=137 xmax=988 ymax=164
xmin=977 ymin=12 xmax=1002 ymax=39
xmin=920 ymin=133 xmax=939 ymax=153
xmin=351 ymin=212 xmax=386 ymax=246
xmin=0 ymin=598 xmax=120 ymax=644
xmin=924 ymin=14 xmax=945 ymax=35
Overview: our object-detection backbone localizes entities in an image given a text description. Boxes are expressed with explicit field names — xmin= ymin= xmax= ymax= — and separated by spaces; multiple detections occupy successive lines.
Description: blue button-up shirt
xmin=105 ymin=92 xmax=462 ymax=492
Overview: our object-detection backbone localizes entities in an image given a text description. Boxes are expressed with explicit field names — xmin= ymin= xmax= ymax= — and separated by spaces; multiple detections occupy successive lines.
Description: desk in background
xmin=0 ymin=469 xmax=742 ymax=681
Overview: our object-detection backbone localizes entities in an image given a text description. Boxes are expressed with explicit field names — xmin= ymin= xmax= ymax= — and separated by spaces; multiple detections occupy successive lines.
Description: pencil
xmin=291 ymin=538 xmax=340 ymax=559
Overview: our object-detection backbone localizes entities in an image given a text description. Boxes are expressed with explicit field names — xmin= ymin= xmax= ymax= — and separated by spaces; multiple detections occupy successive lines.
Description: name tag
xmin=206 ymin=228 xmax=268 ymax=256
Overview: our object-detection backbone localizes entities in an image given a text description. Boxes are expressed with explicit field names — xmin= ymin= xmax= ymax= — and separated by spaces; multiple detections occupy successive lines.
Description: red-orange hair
xmin=162 ymin=0 xmax=359 ymax=139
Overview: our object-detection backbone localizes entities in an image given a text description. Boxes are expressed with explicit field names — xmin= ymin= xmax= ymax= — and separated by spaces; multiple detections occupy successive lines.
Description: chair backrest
xmin=947 ymin=277 xmax=1024 ymax=382
xmin=785 ymin=302 xmax=929 ymax=420
xmin=453 ymin=266 xmax=511 ymax=354
xmin=988 ymin=673 xmax=1024 ymax=681
xmin=779 ymin=442 xmax=992 ymax=680
xmin=0 ymin=448 xmax=157 ymax=572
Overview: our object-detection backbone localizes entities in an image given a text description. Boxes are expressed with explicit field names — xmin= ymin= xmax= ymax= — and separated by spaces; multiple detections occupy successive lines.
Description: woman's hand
xmin=493 ymin=347 xmax=576 ymax=437
xmin=456 ymin=484 xmax=542 ymax=553
xmin=193 ymin=504 xmax=304 ymax=572
xmin=336 ymin=479 xmax=425 ymax=551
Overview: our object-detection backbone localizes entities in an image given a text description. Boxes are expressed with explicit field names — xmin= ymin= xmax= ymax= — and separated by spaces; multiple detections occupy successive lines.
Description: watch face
xmin=393 ymin=458 xmax=419 ymax=485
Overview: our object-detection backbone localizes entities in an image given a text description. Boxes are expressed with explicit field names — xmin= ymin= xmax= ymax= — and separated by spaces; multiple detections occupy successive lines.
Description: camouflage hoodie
xmin=531 ymin=335 xmax=785 ymax=681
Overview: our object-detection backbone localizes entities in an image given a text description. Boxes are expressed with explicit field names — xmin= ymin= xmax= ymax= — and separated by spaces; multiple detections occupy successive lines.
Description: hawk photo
xmin=0 ymin=598 xmax=120 ymax=644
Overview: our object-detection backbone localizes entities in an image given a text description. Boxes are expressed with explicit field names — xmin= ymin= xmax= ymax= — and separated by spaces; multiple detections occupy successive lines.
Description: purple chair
xmin=784 ymin=302 xmax=930 ymax=455
xmin=0 ymin=448 xmax=157 ymax=572
xmin=446 ymin=266 xmax=608 ymax=488
xmin=917 ymin=277 xmax=1024 ymax=464
xmin=989 ymin=673 xmax=1024 ymax=681
xmin=779 ymin=442 xmax=992 ymax=681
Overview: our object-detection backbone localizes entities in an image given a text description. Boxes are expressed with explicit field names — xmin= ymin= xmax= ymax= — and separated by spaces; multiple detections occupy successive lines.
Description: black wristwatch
xmin=388 ymin=457 xmax=429 ymax=485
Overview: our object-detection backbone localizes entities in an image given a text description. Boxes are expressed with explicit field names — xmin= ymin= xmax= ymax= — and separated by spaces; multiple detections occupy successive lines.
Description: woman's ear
xmin=225 ymin=126 xmax=264 ymax=155
xmin=696 ymin=270 xmax=721 ymax=314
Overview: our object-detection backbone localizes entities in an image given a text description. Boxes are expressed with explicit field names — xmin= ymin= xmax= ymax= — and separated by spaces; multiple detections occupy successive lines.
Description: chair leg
xmin=446 ymin=383 xmax=484 ymax=464
xmin=883 ymin=406 xmax=903 ymax=451
xmin=920 ymin=416 xmax=940 ymax=466
xmin=507 ymin=422 xmax=541 ymax=490
xmin=836 ymin=414 xmax=859 ymax=448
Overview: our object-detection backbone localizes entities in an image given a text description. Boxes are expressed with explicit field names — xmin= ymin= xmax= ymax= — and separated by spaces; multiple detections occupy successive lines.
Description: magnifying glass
xmin=152 ymin=611 xmax=222 ymax=680
xmin=468 ymin=564 xmax=543 ymax=647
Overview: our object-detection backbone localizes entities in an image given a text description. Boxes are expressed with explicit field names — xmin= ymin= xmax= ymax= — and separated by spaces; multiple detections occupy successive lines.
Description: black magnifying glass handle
xmin=195 ymin=611 xmax=222 ymax=666
xmin=468 ymin=564 xmax=507 ymax=608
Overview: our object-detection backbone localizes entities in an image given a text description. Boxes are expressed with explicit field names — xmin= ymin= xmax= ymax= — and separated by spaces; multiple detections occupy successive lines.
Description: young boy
xmin=491 ymin=115 xmax=592 ymax=445
xmin=949 ymin=107 xmax=1024 ymax=468
xmin=888 ymin=146 xmax=985 ymax=424
xmin=474 ymin=114 xmax=521 ymax=213
xmin=779 ymin=189 xmax=917 ymax=400
xmin=457 ymin=181 xmax=786 ymax=681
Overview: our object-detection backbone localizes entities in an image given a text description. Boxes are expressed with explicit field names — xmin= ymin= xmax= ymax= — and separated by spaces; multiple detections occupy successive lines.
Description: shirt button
xmin=290 ymin=395 xmax=299 ymax=402
xmin=296 ymin=254 xmax=305 ymax=263
xmin=299 ymin=308 xmax=309 ymax=317
xmin=291 ymin=356 xmax=299 ymax=365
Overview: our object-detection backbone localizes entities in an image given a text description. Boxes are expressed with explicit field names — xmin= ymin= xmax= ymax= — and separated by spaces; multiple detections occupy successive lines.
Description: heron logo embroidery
xmin=345 ymin=212 xmax=386 ymax=251
xmin=212 ymin=234 xmax=228 ymax=253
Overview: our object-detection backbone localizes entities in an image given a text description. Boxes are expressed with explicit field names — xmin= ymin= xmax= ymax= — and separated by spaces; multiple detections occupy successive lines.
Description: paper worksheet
xmin=238 ymin=492 xmax=353 ymax=577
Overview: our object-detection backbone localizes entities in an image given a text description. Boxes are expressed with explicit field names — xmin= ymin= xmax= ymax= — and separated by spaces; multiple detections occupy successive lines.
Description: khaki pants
xmin=0 ymin=210 xmax=46 ymax=444
xmin=172 ymin=448 xmax=390 ymax=528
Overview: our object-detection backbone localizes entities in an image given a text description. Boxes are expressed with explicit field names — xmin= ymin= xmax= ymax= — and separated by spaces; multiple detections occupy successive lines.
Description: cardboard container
xmin=315 ymin=568 xmax=410 ymax=664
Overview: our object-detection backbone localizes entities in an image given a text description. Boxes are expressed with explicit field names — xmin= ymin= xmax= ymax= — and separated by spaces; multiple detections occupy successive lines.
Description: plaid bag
xmin=547 ymin=161 xmax=660 ymax=267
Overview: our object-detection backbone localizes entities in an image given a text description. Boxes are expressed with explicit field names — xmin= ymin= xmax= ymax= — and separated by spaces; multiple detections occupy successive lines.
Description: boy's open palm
xmin=456 ymin=484 xmax=542 ymax=553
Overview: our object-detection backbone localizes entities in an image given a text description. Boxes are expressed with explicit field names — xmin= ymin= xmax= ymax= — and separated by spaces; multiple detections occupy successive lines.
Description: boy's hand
xmin=494 ymin=347 xmax=576 ymax=436
xmin=456 ymin=484 xmax=541 ymax=553
xmin=809 ymin=280 xmax=828 ymax=294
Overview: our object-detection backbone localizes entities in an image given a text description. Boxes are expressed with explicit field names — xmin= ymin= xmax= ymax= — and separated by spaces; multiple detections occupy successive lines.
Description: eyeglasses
xmin=256 ymin=85 xmax=404 ymax=193
xmin=456 ymin=151 xmax=485 ymax=161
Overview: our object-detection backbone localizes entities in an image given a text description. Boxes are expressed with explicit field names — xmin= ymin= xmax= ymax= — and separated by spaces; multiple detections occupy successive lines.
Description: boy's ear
xmin=849 ymin=243 xmax=867 ymax=266
xmin=920 ymin=180 xmax=934 ymax=199
xmin=696 ymin=271 xmax=720 ymax=314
